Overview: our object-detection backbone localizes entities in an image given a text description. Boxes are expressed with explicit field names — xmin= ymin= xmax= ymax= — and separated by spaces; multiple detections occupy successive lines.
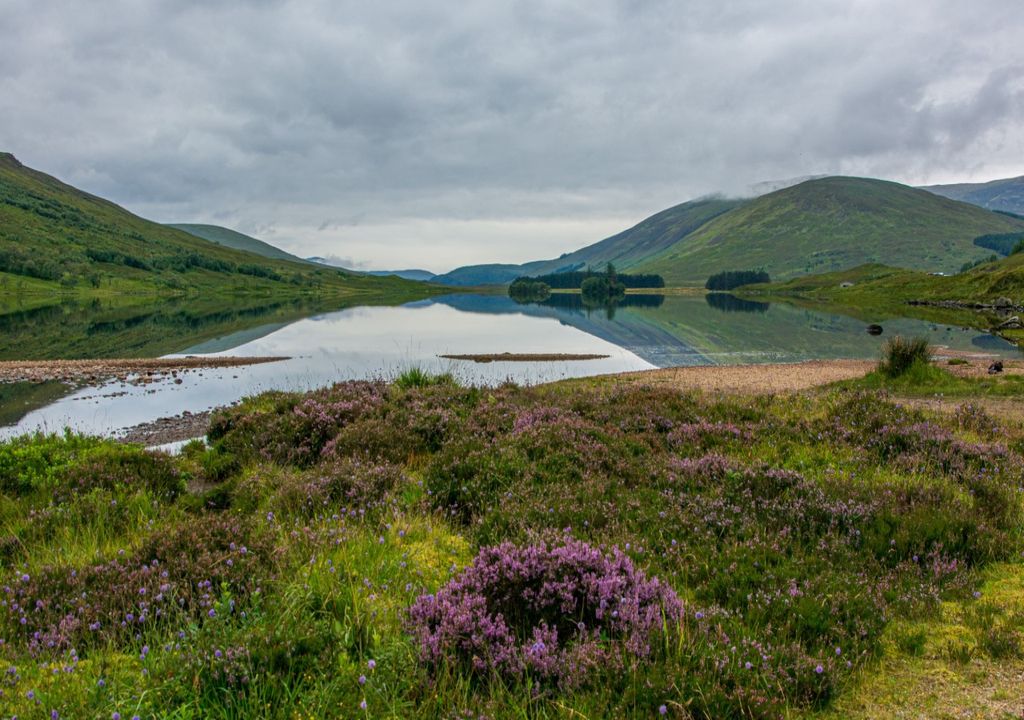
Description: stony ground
xmin=0 ymin=356 xmax=287 ymax=386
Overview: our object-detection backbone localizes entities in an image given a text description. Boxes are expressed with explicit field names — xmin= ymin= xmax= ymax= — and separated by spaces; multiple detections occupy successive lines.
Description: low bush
xmin=407 ymin=538 xmax=682 ymax=688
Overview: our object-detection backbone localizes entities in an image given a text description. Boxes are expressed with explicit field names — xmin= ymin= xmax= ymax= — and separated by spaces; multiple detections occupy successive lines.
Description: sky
xmin=2 ymin=0 xmax=1023 ymax=273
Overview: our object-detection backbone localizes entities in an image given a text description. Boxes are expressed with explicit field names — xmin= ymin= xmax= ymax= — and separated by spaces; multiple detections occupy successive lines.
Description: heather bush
xmin=208 ymin=382 xmax=387 ymax=466
xmin=60 ymin=444 xmax=184 ymax=501
xmin=0 ymin=516 xmax=273 ymax=656
xmin=407 ymin=538 xmax=682 ymax=688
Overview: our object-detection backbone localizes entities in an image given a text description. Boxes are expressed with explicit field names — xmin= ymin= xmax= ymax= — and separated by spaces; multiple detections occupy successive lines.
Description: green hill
xmin=167 ymin=223 xmax=312 ymax=265
xmin=921 ymin=175 xmax=1024 ymax=216
xmin=634 ymin=177 xmax=1024 ymax=286
xmin=528 ymin=197 xmax=743 ymax=275
xmin=432 ymin=198 xmax=741 ymax=286
xmin=0 ymin=152 xmax=433 ymax=301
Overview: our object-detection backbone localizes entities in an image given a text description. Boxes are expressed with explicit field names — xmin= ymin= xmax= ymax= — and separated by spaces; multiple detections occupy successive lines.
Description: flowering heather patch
xmin=265 ymin=458 xmax=408 ymax=517
xmin=208 ymin=381 xmax=387 ymax=466
xmin=407 ymin=539 xmax=682 ymax=688
xmin=0 ymin=517 xmax=272 ymax=655
xmin=60 ymin=445 xmax=184 ymax=501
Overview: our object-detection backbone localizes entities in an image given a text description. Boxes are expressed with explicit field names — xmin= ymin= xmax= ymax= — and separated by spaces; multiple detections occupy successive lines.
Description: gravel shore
xmin=604 ymin=359 xmax=877 ymax=394
xmin=0 ymin=356 xmax=288 ymax=386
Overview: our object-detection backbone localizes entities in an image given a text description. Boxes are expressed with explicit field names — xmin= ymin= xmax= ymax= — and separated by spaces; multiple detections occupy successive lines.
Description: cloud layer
xmin=2 ymin=0 xmax=1022 ymax=271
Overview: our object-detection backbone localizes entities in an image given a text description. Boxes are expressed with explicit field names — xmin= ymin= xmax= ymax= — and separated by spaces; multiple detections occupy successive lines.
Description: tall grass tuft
xmin=393 ymin=366 xmax=456 ymax=390
xmin=879 ymin=335 xmax=931 ymax=377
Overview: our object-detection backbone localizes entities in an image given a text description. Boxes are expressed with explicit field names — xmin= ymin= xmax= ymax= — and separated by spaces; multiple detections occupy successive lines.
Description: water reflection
xmin=0 ymin=292 xmax=1020 ymax=439
xmin=705 ymin=293 xmax=771 ymax=314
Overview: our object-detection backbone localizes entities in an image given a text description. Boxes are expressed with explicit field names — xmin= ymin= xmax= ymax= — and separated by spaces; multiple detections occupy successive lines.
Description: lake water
xmin=1 ymin=293 xmax=1018 ymax=439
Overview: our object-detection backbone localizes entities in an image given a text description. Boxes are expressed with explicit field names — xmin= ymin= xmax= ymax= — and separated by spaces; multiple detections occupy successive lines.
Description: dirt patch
xmin=600 ymin=359 xmax=875 ymax=395
xmin=0 ymin=356 xmax=288 ymax=386
xmin=440 ymin=352 xmax=610 ymax=363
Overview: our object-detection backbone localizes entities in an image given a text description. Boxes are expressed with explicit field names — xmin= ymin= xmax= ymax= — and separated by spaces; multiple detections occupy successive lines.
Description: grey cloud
xmin=1 ymin=0 xmax=1022 ymax=270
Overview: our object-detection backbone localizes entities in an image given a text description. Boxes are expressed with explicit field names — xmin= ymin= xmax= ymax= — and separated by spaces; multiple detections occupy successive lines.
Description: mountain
xmin=432 ymin=197 xmax=742 ymax=286
xmin=432 ymin=262 xmax=550 ymax=286
xmin=365 ymin=269 xmax=436 ymax=281
xmin=167 ymin=223 xmax=313 ymax=265
xmin=921 ymin=175 xmax=1024 ymax=216
xmin=0 ymin=153 xmax=433 ymax=300
xmin=633 ymin=176 xmax=1024 ymax=285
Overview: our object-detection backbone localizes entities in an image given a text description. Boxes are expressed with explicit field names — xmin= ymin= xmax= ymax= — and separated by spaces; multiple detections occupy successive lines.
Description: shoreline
xmin=0 ymin=356 xmax=289 ymax=386
xmin=7 ymin=352 xmax=1020 ymax=447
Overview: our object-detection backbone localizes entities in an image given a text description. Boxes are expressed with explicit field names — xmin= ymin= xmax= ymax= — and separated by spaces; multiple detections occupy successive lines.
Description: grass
xmin=1 ymin=375 xmax=1021 ymax=717
xmin=0 ymin=152 xmax=443 ymax=303
xmin=879 ymin=336 xmax=931 ymax=377
xmin=636 ymin=177 xmax=1024 ymax=285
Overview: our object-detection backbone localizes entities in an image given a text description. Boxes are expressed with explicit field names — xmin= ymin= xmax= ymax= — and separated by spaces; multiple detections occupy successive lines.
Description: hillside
xmin=432 ymin=261 xmax=549 ymax=286
xmin=922 ymin=175 xmax=1024 ymax=215
xmin=366 ymin=269 xmax=436 ymax=281
xmin=433 ymin=198 xmax=741 ymax=286
xmin=167 ymin=223 xmax=312 ymax=265
xmin=634 ymin=176 xmax=1024 ymax=285
xmin=0 ymin=153 xmax=434 ymax=301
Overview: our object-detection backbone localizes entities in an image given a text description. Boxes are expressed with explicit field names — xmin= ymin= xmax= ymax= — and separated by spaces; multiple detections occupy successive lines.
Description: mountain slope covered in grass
xmin=921 ymin=175 xmax=1024 ymax=216
xmin=167 ymin=223 xmax=312 ymax=265
xmin=0 ymin=153 xmax=433 ymax=301
xmin=431 ymin=198 xmax=742 ymax=286
xmin=634 ymin=177 xmax=1024 ymax=285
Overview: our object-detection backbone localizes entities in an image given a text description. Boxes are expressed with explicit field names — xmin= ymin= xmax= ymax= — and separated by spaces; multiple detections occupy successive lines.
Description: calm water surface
xmin=2 ymin=293 xmax=1018 ymax=439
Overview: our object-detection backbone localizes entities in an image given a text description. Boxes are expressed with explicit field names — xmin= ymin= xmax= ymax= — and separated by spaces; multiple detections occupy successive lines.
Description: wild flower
xmin=407 ymin=538 xmax=682 ymax=688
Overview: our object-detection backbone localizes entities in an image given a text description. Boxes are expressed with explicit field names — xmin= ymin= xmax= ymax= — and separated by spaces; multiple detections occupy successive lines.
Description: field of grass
xmin=636 ymin=177 xmax=1024 ymax=286
xmin=1 ymin=365 xmax=1021 ymax=718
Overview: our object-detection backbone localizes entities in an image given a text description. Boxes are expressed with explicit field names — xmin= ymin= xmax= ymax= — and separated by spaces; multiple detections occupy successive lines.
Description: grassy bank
xmin=1 ymin=364 xmax=1021 ymax=718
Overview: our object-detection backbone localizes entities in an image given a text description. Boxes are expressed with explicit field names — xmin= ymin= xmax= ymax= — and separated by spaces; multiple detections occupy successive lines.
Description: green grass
xmin=167 ymin=224 xmax=314 ymax=265
xmin=636 ymin=177 xmax=1024 ymax=285
xmin=0 ymin=152 xmax=442 ymax=302
xmin=2 ymin=376 xmax=1022 ymax=718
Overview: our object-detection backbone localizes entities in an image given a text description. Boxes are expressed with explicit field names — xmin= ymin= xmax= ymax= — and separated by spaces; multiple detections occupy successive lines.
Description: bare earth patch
xmin=600 ymin=359 xmax=875 ymax=395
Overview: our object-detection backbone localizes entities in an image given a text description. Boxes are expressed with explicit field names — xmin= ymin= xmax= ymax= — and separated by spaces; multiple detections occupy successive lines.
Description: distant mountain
xmin=167 ymin=223 xmax=313 ymax=265
xmin=432 ymin=262 xmax=549 ymax=286
xmin=920 ymin=175 xmax=1024 ymax=216
xmin=365 ymin=269 xmax=436 ymax=281
xmin=432 ymin=198 xmax=742 ymax=286
xmin=0 ymin=152 xmax=433 ymax=300
xmin=633 ymin=176 xmax=1024 ymax=285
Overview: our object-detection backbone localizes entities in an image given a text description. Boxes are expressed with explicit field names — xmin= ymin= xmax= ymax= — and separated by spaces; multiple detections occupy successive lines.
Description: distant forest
xmin=524 ymin=269 xmax=665 ymax=289
xmin=705 ymin=269 xmax=770 ymax=291
xmin=973 ymin=232 xmax=1024 ymax=256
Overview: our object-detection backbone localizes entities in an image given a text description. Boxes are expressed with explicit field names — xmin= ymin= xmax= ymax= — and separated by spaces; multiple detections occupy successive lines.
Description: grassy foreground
xmin=1 ymin=368 xmax=1022 ymax=718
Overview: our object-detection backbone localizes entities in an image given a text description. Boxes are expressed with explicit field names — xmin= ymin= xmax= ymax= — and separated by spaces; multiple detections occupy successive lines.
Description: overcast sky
xmin=2 ymin=0 xmax=1023 ymax=273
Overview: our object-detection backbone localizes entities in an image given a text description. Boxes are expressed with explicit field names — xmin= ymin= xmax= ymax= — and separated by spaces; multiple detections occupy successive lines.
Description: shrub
xmin=878 ymin=336 xmax=931 ymax=377
xmin=0 ymin=516 xmax=273 ymax=656
xmin=61 ymin=444 xmax=184 ymax=501
xmin=407 ymin=539 xmax=683 ymax=688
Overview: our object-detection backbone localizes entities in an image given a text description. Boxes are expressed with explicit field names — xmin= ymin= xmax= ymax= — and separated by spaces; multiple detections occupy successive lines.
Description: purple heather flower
xmin=112 ymin=714 xmax=120 ymax=720
xmin=659 ymin=706 xmax=667 ymax=716
xmin=367 ymin=659 xmax=376 ymax=670
xmin=815 ymin=665 xmax=824 ymax=674
xmin=359 ymin=699 xmax=367 ymax=710
xmin=358 ymin=674 xmax=366 ymax=685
